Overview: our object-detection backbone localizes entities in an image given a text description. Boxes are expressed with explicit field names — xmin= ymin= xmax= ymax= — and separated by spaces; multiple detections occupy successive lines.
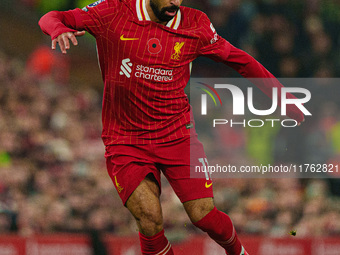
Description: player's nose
xmin=170 ymin=0 xmax=181 ymax=7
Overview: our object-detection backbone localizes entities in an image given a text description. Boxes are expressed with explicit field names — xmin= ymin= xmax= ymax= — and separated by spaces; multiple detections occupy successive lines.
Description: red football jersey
xmin=38 ymin=0 xmax=304 ymax=147
xmin=40 ymin=0 xmax=232 ymax=146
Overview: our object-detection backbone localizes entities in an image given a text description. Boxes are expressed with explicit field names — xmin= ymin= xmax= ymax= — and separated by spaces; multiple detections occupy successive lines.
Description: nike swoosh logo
xmin=120 ymin=35 xmax=139 ymax=41
xmin=114 ymin=176 xmax=119 ymax=186
xmin=205 ymin=182 xmax=213 ymax=188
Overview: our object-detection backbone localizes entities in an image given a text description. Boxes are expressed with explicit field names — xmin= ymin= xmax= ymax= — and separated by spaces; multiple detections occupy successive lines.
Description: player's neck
xmin=145 ymin=0 xmax=168 ymax=25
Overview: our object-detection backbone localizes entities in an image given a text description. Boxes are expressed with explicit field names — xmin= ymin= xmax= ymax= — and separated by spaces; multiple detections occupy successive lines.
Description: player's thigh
xmin=158 ymin=136 xmax=215 ymax=221
xmin=125 ymin=174 xmax=164 ymax=235
xmin=160 ymin=136 xmax=213 ymax=203
xmin=106 ymin=145 xmax=161 ymax=205
xmin=105 ymin=144 xmax=163 ymax=235
xmin=126 ymin=173 xmax=161 ymax=216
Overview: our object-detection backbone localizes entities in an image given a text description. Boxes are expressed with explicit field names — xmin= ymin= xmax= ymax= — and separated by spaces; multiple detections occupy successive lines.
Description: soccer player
xmin=39 ymin=0 xmax=304 ymax=254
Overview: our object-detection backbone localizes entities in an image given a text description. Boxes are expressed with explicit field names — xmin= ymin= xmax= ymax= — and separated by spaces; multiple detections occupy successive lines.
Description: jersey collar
xmin=136 ymin=0 xmax=181 ymax=30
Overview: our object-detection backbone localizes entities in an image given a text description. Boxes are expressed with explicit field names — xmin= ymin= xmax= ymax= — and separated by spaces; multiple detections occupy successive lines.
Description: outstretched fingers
xmin=52 ymin=31 xmax=85 ymax=54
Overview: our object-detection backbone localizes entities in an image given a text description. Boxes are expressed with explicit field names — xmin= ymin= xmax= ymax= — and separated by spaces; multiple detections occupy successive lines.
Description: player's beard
xmin=150 ymin=0 xmax=179 ymax=22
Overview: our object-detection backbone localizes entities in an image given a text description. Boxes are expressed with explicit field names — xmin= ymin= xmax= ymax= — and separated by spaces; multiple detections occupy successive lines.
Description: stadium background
xmin=0 ymin=0 xmax=340 ymax=254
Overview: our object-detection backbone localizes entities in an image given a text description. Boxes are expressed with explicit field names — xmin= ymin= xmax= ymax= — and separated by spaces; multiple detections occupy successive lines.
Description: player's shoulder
xmin=180 ymin=6 xmax=211 ymax=28
xmin=82 ymin=0 xmax=134 ymax=17
xmin=82 ymin=0 xmax=120 ymax=12
xmin=102 ymin=0 xmax=124 ymax=8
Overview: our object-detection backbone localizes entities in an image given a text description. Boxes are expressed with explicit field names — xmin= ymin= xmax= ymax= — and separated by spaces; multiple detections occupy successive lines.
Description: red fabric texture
xmin=139 ymin=230 xmax=174 ymax=255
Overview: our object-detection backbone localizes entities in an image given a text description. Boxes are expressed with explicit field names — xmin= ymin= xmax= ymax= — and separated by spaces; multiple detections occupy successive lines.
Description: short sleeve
xmin=197 ymin=13 xmax=231 ymax=62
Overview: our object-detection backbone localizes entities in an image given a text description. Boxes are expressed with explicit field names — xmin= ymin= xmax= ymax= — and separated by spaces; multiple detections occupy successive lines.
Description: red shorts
xmin=105 ymin=136 xmax=213 ymax=205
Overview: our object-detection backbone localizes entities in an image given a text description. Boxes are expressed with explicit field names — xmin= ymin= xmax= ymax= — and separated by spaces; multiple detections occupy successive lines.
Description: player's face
xmin=149 ymin=0 xmax=183 ymax=22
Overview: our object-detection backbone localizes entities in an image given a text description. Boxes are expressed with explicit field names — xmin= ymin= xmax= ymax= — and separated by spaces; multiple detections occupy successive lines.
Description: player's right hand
xmin=52 ymin=31 xmax=86 ymax=54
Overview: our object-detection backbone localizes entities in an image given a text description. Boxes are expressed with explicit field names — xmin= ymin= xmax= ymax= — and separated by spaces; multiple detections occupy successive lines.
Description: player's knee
xmin=184 ymin=197 xmax=215 ymax=223
xmin=188 ymin=205 xmax=214 ymax=223
xmin=137 ymin=210 xmax=163 ymax=236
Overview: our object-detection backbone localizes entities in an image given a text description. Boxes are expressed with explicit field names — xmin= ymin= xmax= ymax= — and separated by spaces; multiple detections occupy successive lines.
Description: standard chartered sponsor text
xmin=135 ymin=64 xmax=173 ymax=82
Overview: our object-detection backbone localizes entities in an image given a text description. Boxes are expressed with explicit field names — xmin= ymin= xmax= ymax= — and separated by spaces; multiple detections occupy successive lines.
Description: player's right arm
xmin=39 ymin=10 xmax=86 ymax=54
xmin=38 ymin=0 xmax=116 ymax=54
xmin=39 ymin=10 xmax=85 ymax=54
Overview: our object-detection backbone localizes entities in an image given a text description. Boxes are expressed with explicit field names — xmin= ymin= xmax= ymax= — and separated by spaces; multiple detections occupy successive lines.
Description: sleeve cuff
xmin=51 ymin=26 xmax=77 ymax=40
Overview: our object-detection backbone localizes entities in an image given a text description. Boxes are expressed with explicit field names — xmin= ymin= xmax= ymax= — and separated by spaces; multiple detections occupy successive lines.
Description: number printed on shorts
xmin=198 ymin=157 xmax=212 ymax=181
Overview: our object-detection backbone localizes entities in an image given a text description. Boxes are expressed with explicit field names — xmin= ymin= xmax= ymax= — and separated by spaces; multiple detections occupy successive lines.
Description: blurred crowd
xmin=192 ymin=0 xmax=340 ymax=78
xmin=0 ymin=49 xmax=125 ymax=235
xmin=0 ymin=0 xmax=340 ymax=241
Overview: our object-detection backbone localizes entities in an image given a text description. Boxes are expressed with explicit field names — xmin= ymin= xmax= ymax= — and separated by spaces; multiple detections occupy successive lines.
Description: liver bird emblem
xmin=171 ymin=42 xmax=185 ymax=60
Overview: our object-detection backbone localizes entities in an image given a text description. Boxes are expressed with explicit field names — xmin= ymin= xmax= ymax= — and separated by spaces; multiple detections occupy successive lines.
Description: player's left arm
xmin=224 ymin=45 xmax=304 ymax=124
xmin=197 ymin=12 xmax=304 ymax=124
